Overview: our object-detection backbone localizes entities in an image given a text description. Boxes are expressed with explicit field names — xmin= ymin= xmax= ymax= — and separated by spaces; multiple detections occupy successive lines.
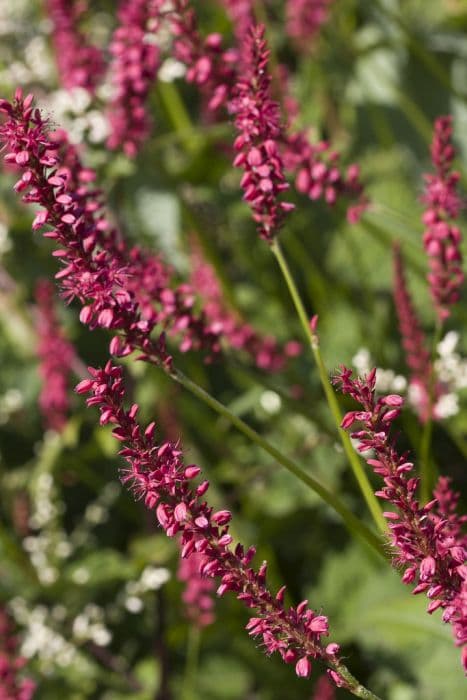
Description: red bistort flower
xmin=422 ymin=116 xmax=464 ymax=321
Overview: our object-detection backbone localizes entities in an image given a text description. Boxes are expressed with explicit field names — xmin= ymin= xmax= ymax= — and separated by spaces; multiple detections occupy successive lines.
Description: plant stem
xmin=156 ymin=81 xmax=201 ymax=155
xmin=181 ymin=626 xmax=201 ymax=700
xmin=270 ymin=239 xmax=387 ymax=534
xmin=331 ymin=660 xmax=383 ymax=700
xmin=169 ymin=369 xmax=386 ymax=560
xmin=419 ymin=319 xmax=442 ymax=503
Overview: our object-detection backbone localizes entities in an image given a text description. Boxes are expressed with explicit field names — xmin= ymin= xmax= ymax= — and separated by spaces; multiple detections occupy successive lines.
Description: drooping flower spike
xmin=335 ymin=366 xmax=467 ymax=672
xmin=107 ymin=0 xmax=165 ymax=156
xmin=0 ymin=91 xmax=225 ymax=364
xmin=34 ymin=279 xmax=79 ymax=432
xmin=422 ymin=115 xmax=464 ymax=321
xmin=76 ymin=361 xmax=365 ymax=692
xmin=285 ymin=0 xmax=334 ymax=52
xmin=45 ymin=0 xmax=105 ymax=94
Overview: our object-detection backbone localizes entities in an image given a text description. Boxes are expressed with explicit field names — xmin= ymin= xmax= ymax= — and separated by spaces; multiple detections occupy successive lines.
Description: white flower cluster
xmin=352 ymin=348 xmax=407 ymax=393
xmin=353 ymin=335 xmax=467 ymax=420
xmin=41 ymin=87 xmax=109 ymax=144
xmin=124 ymin=565 xmax=171 ymax=614
xmin=0 ymin=221 xmax=12 ymax=258
xmin=433 ymin=331 xmax=467 ymax=419
xmin=72 ymin=604 xmax=112 ymax=647
xmin=10 ymin=599 xmax=82 ymax=672
xmin=0 ymin=387 xmax=23 ymax=425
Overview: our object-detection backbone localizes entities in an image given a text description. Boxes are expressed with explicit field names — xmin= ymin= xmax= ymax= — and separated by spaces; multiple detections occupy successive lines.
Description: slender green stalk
xmin=169 ymin=367 xmax=386 ymax=559
xmin=270 ymin=239 xmax=387 ymax=534
xmin=156 ymin=81 xmax=201 ymax=155
xmin=419 ymin=320 xmax=442 ymax=503
xmin=181 ymin=625 xmax=201 ymax=700
xmin=330 ymin=661 xmax=383 ymax=700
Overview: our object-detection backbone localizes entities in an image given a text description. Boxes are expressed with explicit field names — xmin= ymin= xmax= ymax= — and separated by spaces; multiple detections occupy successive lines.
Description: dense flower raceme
xmin=285 ymin=0 xmax=334 ymax=51
xmin=45 ymin=0 xmax=105 ymax=94
xmin=229 ymin=24 xmax=294 ymax=241
xmin=169 ymin=0 xmax=239 ymax=115
xmin=334 ymin=367 xmax=467 ymax=671
xmin=189 ymin=239 xmax=301 ymax=370
xmin=422 ymin=116 xmax=464 ymax=321
xmin=0 ymin=605 xmax=36 ymax=700
xmin=0 ymin=91 xmax=228 ymax=364
xmin=76 ymin=361 xmax=344 ymax=686
xmin=177 ymin=547 xmax=216 ymax=628
xmin=107 ymin=0 xmax=165 ymax=156
xmin=281 ymin=130 xmax=367 ymax=224
xmin=34 ymin=279 xmax=79 ymax=432
xmin=217 ymin=0 xmax=254 ymax=42
xmin=392 ymin=243 xmax=436 ymax=423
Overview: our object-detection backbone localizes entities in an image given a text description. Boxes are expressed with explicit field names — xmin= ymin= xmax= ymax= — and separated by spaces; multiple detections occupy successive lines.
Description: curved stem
xmin=331 ymin=660 xmax=383 ymax=700
xmin=270 ymin=239 xmax=387 ymax=534
xmin=181 ymin=625 xmax=201 ymax=700
xmin=169 ymin=367 xmax=386 ymax=560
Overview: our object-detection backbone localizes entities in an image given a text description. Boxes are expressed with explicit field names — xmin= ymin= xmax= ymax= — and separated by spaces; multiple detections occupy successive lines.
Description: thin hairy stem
xmin=270 ymin=239 xmax=387 ymax=534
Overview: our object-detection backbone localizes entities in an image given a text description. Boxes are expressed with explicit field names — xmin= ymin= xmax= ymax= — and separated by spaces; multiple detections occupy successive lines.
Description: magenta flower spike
xmin=177 ymin=546 xmax=216 ymax=628
xmin=169 ymin=0 xmax=239 ymax=115
xmin=34 ymin=279 xmax=78 ymax=432
xmin=334 ymin=366 xmax=467 ymax=672
xmin=393 ymin=243 xmax=436 ymax=423
xmin=281 ymin=130 xmax=367 ymax=223
xmin=0 ymin=605 xmax=36 ymax=700
xmin=45 ymin=0 xmax=105 ymax=93
xmin=217 ymin=0 xmax=254 ymax=42
xmin=189 ymin=239 xmax=301 ymax=370
xmin=422 ymin=116 xmax=464 ymax=321
xmin=285 ymin=0 xmax=334 ymax=52
xmin=229 ymin=24 xmax=295 ymax=241
xmin=76 ymin=361 xmax=345 ymax=685
xmin=0 ymin=91 xmax=225 ymax=364
xmin=107 ymin=0 xmax=165 ymax=156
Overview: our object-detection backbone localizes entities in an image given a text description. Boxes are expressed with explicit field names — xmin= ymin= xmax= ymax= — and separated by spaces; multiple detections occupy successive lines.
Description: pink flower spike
xmin=421 ymin=116 xmax=464 ymax=321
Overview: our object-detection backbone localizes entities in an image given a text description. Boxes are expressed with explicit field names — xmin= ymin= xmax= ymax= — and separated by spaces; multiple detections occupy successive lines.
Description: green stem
xmin=270 ymin=239 xmax=387 ymax=534
xmin=331 ymin=661 xmax=383 ymax=700
xmin=156 ymin=81 xmax=201 ymax=155
xmin=419 ymin=320 xmax=442 ymax=503
xmin=181 ymin=625 xmax=201 ymax=700
xmin=169 ymin=367 xmax=386 ymax=559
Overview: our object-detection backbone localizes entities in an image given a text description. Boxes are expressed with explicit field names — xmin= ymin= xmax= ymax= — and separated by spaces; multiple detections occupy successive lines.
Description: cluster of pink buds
xmin=229 ymin=24 xmax=294 ymax=241
xmin=107 ymin=0 xmax=165 ymax=156
xmin=0 ymin=605 xmax=36 ymax=700
xmin=45 ymin=0 xmax=105 ymax=93
xmin=282 ymin=130 xmax=367 ymax=224
xmin=189 ymin=240 xmax=301 ymax=370
xmin=76 ymin=361 xmax=345 ymax=686
xmin=169 ymin=0 xmax=239 ymax=115
xmin=285 ymin=0 xmax=334 ymax=51
xmin=34 ymin=279 xmax=79 ymax=432
xmin=334 ymin=366 xmax=467 ymax=672
xmin=177 ymin=547 xmax=216 ymax=627
xmin=422 ymin=116 xmax=463 ymax=321
xmin=217 ymin=0 xmax=254 ymax=42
